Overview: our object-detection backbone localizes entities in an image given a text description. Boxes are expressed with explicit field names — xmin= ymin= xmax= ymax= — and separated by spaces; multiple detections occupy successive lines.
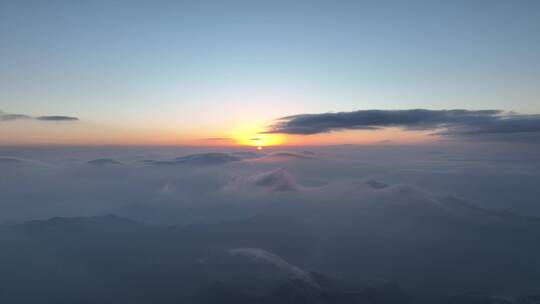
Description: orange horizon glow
xmin=187 ymin=126 xmax=435 ymax=147
xmin=225 ymin=123 xmax=286 ymax=147
xmin=1 ymin=119 xmax=438 ymax=147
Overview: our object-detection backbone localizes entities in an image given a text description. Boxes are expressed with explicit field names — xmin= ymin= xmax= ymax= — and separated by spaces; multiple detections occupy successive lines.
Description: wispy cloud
xmin=264 ymin=109 xmax=540 ymax=139
xmin=0 ymin=111 xmax=32 ymax=121
xmin=1 ymin=110 xmax=79 ymax=122
xmin=203 ymin=137 xmax=232 ymax=141
xmin=36 ymin=115 xmax=79 ymax=121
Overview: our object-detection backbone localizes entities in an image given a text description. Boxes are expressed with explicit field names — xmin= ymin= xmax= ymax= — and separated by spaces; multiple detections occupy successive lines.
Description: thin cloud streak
xmin=1 ymin=110 xmax=79 ymax=122
xmin=36 ymin=115 xmax=79 ymax=121
xmin=0 ymin=111 xmax=32 ymax=121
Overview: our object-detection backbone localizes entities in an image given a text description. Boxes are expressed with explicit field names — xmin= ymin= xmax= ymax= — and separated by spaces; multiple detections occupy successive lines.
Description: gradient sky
xmin=1 ymin=0 xmax=539 ymax=145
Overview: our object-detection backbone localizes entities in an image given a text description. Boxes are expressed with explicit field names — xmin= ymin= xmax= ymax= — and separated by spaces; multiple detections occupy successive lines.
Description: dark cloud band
xmin=36 ymin=115 xmax=79 ymax=121
xmin=1 ymin=111 xmax=79 ymax=122
xmin=264 ymin=109 xmax=540 ymax=138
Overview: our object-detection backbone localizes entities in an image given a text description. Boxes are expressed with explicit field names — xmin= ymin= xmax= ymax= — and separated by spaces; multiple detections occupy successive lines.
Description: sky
xmin=1 ymin=0 xmax=540 ymax=146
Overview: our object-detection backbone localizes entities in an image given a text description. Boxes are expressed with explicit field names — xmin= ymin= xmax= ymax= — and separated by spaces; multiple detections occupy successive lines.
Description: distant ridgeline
xmin=1 ymin=200 xmax=540 ymax=304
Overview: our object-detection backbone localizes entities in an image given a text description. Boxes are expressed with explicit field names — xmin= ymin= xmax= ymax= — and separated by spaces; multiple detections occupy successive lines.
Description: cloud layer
xmin=264 ymin=109 xmax=540 ymax=138
xmin=1 ymin=145 xmax=539 ymax=224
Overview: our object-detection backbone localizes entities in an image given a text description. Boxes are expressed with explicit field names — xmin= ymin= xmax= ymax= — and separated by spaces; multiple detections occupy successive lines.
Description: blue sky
xmin=1 ymin=0 xmax=539 ymax=144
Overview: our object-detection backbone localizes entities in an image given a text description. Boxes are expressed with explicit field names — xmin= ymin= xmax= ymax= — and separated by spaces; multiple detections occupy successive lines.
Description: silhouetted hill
xmin=2 ymin=200 xmax=540 ymax=303
xmin=444 ymin=292 xmax=540 ymax=304
xmin=191 ymin=277 xmax=411 ymax=304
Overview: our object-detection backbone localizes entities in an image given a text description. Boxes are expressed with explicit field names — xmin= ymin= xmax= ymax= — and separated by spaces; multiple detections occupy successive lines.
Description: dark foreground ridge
xmin=2 ymin=198 xmax=540 ymax=304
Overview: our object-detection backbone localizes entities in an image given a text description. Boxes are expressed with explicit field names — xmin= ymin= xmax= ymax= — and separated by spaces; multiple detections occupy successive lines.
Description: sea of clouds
xmin=1 ymin=144 xmax=539 ymax=224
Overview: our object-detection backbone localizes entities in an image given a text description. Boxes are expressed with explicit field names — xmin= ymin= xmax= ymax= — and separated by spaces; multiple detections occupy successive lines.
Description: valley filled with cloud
xmin=1 ymin=145 xmax=540 ymax=303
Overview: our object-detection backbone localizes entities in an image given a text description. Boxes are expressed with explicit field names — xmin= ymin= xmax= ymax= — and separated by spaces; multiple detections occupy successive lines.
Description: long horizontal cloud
xmin=1 ymin=110 xmax=78 ymax=122
xmin=36 ymin=115 xmax=79 ymax=121
xmin=264 ymin=109 xmax=540 ymax=137
xmin=0 ymin=112 xmax=32 ymax=121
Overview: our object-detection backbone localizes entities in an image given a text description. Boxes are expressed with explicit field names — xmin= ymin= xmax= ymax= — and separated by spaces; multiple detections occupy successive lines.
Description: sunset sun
xmin=229 ymin=124 xmax=285 ymax=147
